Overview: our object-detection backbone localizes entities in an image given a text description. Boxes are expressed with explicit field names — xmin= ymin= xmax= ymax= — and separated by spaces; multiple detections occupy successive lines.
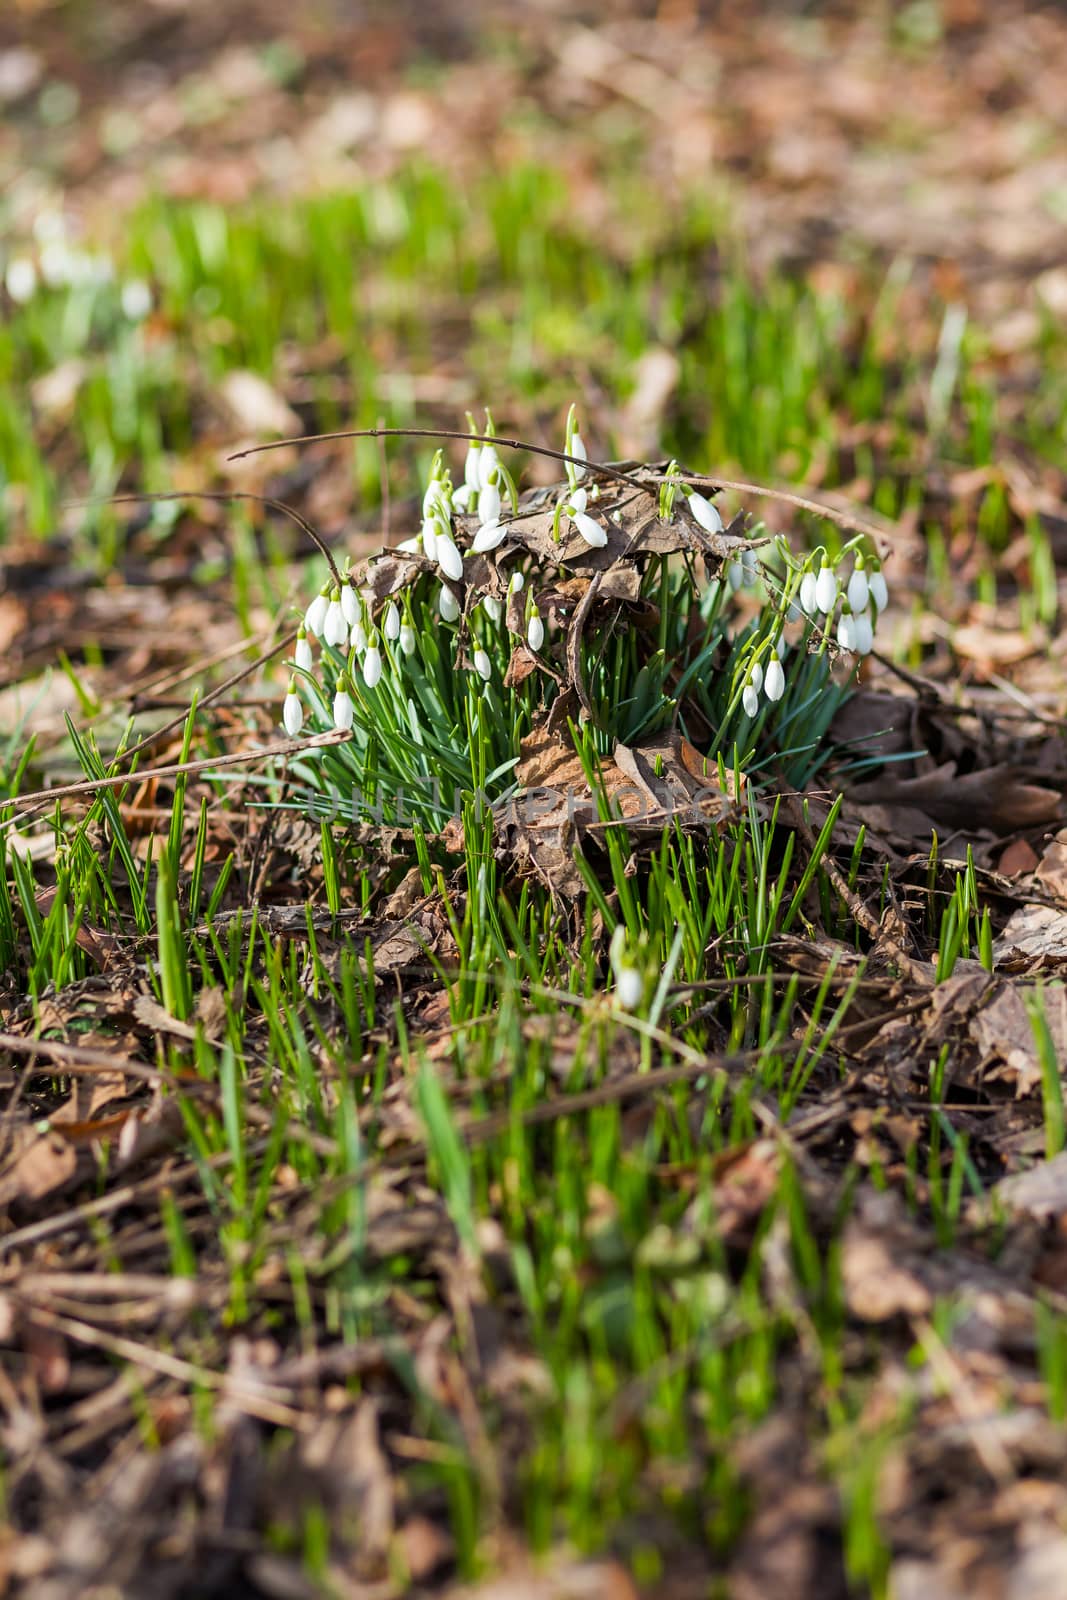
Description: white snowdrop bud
xmin=837 ymin=614 xmax=856 ymax=652
xmin=568 ymin=485 xmax=588 ymax=515
xmin=727 ymin=559 xmax=744 ymax=592
xmin=452 ymin=484 xmax=471 ymax=512
xmin=323 ymin=596 xmax=348 ymax=648
xmin=869 ymin=568 xmax=889 ymax=613
xmin=341 ymin=584 xmax=361 ymax=626
xmin=423 ymin=479 xmax=449 ymax=519
xmin=420 ymin=518 xmax=439 ymax=563
xmin=482 ymin=595 xmax=502 ymax=623
xmin=508 ymin=571 xmax=525 ymax=595
xmin=396 ymin=535 xmax=421 ymax=553
xmin=294 ymin=630 xmax=313 ymax=672
xmin=527 ymin=610 xmax=545 ymax=651
xmin=687 ymin=490 xmax=723 ymax=535
xmin=815 ymin=564 xmax=838 ymax=614
xmin=473 ymin=649 xmax=492 ymax=681
xmin=799 ymin=571 xmax=818 ymax=616
xmin=748 ymin=662 xmax=763 ymax=694
xmin=764 ymin=658 xmax=786 ymax=702
xmin=464 ymin=442 xmax=482 ymax=490
xmin=569 ymin=431 xmax=588 ymax=480
xmin=439 ymin=585 xmax=461 ymax=622
xmin=282 ymin=686 xmax=303 ymax=738
xmin=333 ymin=686 xmax=354 ymax=731
xmin=479 ymin=479 xmax=501 ymax=526
xmin=398 ymin=625 xmax=415 ymax=657
xmin=436 ymin=533 xmax=464 ymax=581
xmin=853 ymin=612 xmax=874 ymax=655
xmin=741 ymin=549 xmax=758 ymax=587
xmin=472 ymin=519 xmax=507 ymax=553
xmin=384 ymin=601 xmax=401 ymax=641
xmin=5 ymin=257 xmax=38 ymax=304
xmin=362 ymin=645 xmax=383 ymax=688
xmin=847 ymin=565 xmax=869 ymax=615
xmin=742 ymin=684 xmax=760 ymax=718
xmin=351 ymin=620 xmax=368 ymax=653
xmin=305 ymin=590 xmax=330 ymax=637
xmin=616 ymin=967 xmax=644 ymax=1010
xmin=572 ymin=510 xmax=607 ymax=548
xmin=478 ymin=445 xmax=500 ymax=490
xmin=121 ymin=279 xmax=152 ymax=320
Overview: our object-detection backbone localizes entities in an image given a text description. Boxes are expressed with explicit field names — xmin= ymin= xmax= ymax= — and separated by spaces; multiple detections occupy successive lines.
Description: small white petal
xmin=687 ymin=491 xmax=723 ymax=535
xmin=478 ymin=445 xmax=500 ymax=490
xmin=568 ymin=485 xmax=587 ymax=515
xmin=294 ymin=637 xmax=313 ymax=672
xmin=305 ymin=593 xmax=329 ymax=636
xmin=423 ymin=480 xmax=450 ymax=518
xmin=340 ymin=585 xmax=360 ymax=626
xmin=815 ymin=566 xmax=839 ymax=614
xmin=420 ymin=519 xmax=439 ymax=562
xmin=527 ymin=614 xmax=545 ymax=651
xmin=473 ymin=649 xmax=491 ymax=681
xmin=572 ymin=510 xmax=607 ymax=548
xmin=854 ymin=613 xmax=874 ymax=655
xmin=508 ymin=571 xmax=525 ymax=595
xmin=436 ymin=533 xmax=464 ymax=581
xmin=570 ymin=431 xmax=588 ymax=479
xmin=748 ymin=663 xmax=764 ymax=694
xmin=362 ymin=647 xmax=383 ymax=688
xmin=439 ymin=586 xmax=461 ymax=622
xmin=869 ymin=570 xmax=889 ymax=612
xmin=464 ymin=443 xmax=482 ymax=490
xmin=323 ymin=600 xmax=348 ymax=647
xmin=472 ymin=518 xmax=507 ymax=553
xmin=384 ymin=601 xmax=400 ymax=640
xmin=482 ymin=595 xmax=502 ymax=623
xmin=452 ymin=484 xmax=471 ymax=512
xmin=5 ymin=257 xmax=38 ymax=304
xmin=616 ymin=967 xmax=644 ymax=1010
xmin=726 ymin=560 xmax=744 ymax=593
xmin=741 ymin=549 xmax=758 ymax=587
xmin=121 ymin=279 xmax=152 ymax=320
xmin=847 ymin=568 xmax=869 ymax=615
xmin=742 ymin=685 xmax=759 ymax=718
xmin=399 ymin=624 xmax=416 ymax=656
xmin=774 ymin=634 xmax=787 ymax=659
xmin=799 ymin=572 xmax=818 ymax=616
xmin=396 ymin=535 xmax=421 ymax=553
xmin=479 ymin=481 xmax=501 ymax=526
xmin=351 ymin=621 xmax=367 ymax=653
xmin=837 ymin=614 xmax=856 ymax=652
xmin=764 ymin=659 xmax=786 ymax=702
xmin=333 ymin=690 xmax=354 ymax=731
xmin=282 ymin=692 xmax=303 ymax=738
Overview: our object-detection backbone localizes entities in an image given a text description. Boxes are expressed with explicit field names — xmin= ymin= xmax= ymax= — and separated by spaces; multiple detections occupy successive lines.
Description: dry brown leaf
xmin=994 ymin=905 xmax=1067 ymax=965
xmin=1036 ymin=829 xmax=1067 ymax=902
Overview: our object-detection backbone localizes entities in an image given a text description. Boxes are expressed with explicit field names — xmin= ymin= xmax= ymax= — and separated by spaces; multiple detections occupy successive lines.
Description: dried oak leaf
xmin=849 ymin=763 xmax=1062 ymax=835
xmin=994 ymin=904 xmax=1067 ymax=966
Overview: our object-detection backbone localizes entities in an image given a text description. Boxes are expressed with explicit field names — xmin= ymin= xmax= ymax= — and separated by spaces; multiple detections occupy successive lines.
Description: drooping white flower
xmin=396 ymin=534 xmax=421 ymax=553
xmin=423 ymin=479 xmax=450 ymax=520
xmin=572 ymin=510 xmax=607 ymax=548
xmin=362 ymin=644 xmax=383 ymax=688
xmin=869 ymin=568 xmax=889 ymax=613
xmin=687 ymin=490 xmax=723 ymax=535
xmin=853 ymin=612 xmax=874 ymax=655
xmin=472 ymin=518 xmax=507 ymax=553
xmin=283 ymin=684 xmax=303 ymax=738
xmin=837 ymin=613 xmax=856 ymax=652
xmin=727 ymin=559 xmax=744 ymax=593
xmin=479 ymin=479 xmax=501 ymax=526
xmin=774 ymin=633 xmax=787 ymax=659
xmin=452 ymin=484 xmax=472 ymax=512
xmin=421 ymin=517 xmax=440 ymax=563
xmin=847 ymin=562 xmax=869 ymax=616
xmin=464 ymin=441 xmax=482 ymax=490
xmin=384 ymin=601 xmax=400 ymax=641
xmin=5 ymin=257 xmax=38 ymax=305
xmin=439 ymin=585 xmax=461 ymax=622
xmin=616 ymin=967 xmax=644 ymax=1010
xmin=764 ymin=658 xmax=786 ymax=702
xmin=473 ymin=648 xmax=491 ymax=681
xmin=294 ymin=629 xmax=313 ymax=672
xmin=478 ymin=445 xmax=500 ymax=491
xmin=815 ymin=564 xmax=838 ymax=614
xmin=333 ymin=684 xmax=354 ymax=731
xmin=568 ymin=485 xmax=587 ymax=515
xmin=482 ymin=595 xmax=502 ymax=623
xmin=399 ymin=623 xmax=416 ymax=656
xmin=527 ymin=610 xmax=545 ymax=651
xmin=305 ymin=589 xmax=330 ymax=637
xmin=341 ymin=583 xmax=361 ymax=626
xmin=748 ymin=662 xmax=763 ymax=694
xmin=569 ymin=430 xmax=588 ymax=480
xmin=436 ymin=533 xmax=464 ymax=581
xmin=508 ymin=571 xmax=525 ymax=595
xmin=799 ymin=571 xmax=818 ymax=616
xmin=351 ymin=620 xmax=368 ymax=653
xmin=742 ymin=684 xmax=760 ymax=718
xmin=323 ymin=594 xmax=348 ymax=647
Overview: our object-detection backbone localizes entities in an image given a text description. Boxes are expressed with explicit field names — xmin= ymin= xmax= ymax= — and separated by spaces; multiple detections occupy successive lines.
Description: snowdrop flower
xmin=473 ymin=648 xmax=491 ymax=681
xmin=837 ymin=613 xmax=856 ymax=652
xmin=422 ymin=478 xmax=450 ymax=520
xmin=333 ymin=680 xmax=354 ymax=731
xmin=5 ymin=257 xmax=38 ymax=304
xmin=340 ymin=583 xmax=361 ymax=627
xmin=568 ymin=485 xmax=588 ymax=516
xmin=508 ymin=571 xmax=524 ymax=595
xmin=815 ymin=562 xmax=838 ymax=614
xmin=120 ymin=279 xmax=152 ymax=320
xmin=853 ymin=611 xmax=874 ymax=655
xmin=740 ymin=549 xmax=759 ymax=587
xmin=452 ymin=484 xmax=472 ymax=512
xmin=799 ymin=570 xmax=819 ymax=617
xmin=478 ymin=445 xmax=500 ymax=491
xmin=527 ymin=608 xmax=545 ymax=651
xmin=569 ymin=430 xmax=587 ymax=481
xmin=396 ymin=534 xmax=421 ymax=554
xmin=323 ymin=591 xmax=348 ymax=647
xmin=847 ymin=560 xmax=869 ymax=616
xmin=748 ymin=662 xmax=764 ymax=694
xmin=436 ymin=533 xmax=464 ymax=581
xmin=727 ymin=559 xmax=744 ymax=593
xmin=420 ymin=518 xmax=440 ymax=563
xmin=439 ymin=585 xmax=461 ymax=622
xmin=479 ymin=478 xmax=501 ymax=526
xmin=383 ymin=601 xmax=401 ymax=641
xmin=351 ymin=620 xmax=368 ymax=653
xmin=482 ymin=595 xmax=502 ymax=623
xmin=869 ymin=567 xmax=889 ymax=613
xmin=305 ymin=588 xmax=330 ymax=637
xmin=472 ymin=518 xmax=507 ymax=553
xmin=742 ymin=684 xmax=760 ymax=718
xmin=764 ymin=657 xmax=786 ymax=702
xmin=464 ymin=440 xmax=482 ymax=492
xmin=687 ymin=490 xmax=723 ymax=535
xmin=399 ymin=623 xmax=416 ymax=656
xmin=362 ymin=641 xmax=383 ymax=688
xmin=282 ymin=682 xmax=303 ymax=738
xmin=572 ymin=510 xmax=607 ymax=548
xmin=294 ymin=627 xmax=313 ymax=673
xmin=616 ymin=967 xmax=644 ymax=1010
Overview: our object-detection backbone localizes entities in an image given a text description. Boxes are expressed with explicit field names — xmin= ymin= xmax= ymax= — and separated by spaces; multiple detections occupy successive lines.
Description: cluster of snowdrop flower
xmin=3 ymin=211 xmax=152 ymax=319
xmin=795 ymin=548 xmax=889 ymax=660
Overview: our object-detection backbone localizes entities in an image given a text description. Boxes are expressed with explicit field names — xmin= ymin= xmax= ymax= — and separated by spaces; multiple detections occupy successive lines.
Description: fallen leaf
xmin=994 ymin=905 xmax=1067 ymax=964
